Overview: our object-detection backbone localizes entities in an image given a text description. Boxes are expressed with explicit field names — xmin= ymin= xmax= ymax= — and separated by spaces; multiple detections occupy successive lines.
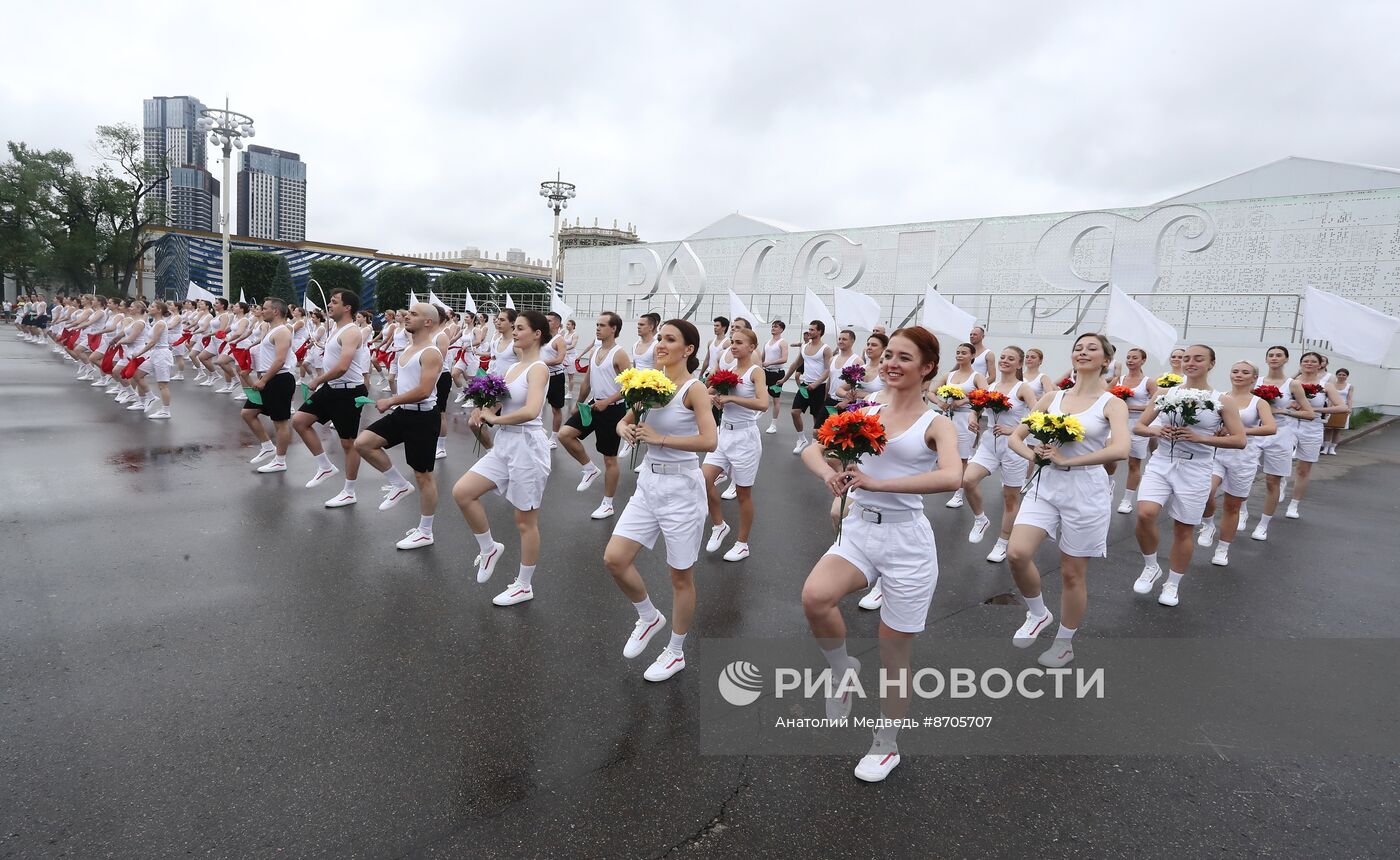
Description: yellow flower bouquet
xmin=615 ymin=368 xmax=679 ymax=467
xmin=1019 ymin=411 xmax=1087 ymax=494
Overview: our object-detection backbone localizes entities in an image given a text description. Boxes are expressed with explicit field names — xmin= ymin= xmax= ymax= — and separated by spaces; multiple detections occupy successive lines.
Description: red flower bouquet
xmin=967 ymin=388 xmax=1013 ymax=414
xmin=1251 ymin=384 xmax=1282 ymax=403
xmin=1057 ymin=375 xmax=1075 ymax=390
xmin=706 ymin=369 xmax=742 ymax=395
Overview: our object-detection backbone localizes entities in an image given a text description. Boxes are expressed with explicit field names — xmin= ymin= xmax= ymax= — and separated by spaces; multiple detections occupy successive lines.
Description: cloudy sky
xmin=3 ymin=1 xmax=1397 ymax=262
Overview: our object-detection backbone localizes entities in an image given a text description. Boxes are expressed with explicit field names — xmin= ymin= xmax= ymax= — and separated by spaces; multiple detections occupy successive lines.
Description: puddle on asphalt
xmin=983 ymin=592 xmax=1021 ymax=606
xmin=108 ymin=443 xmax=220 ymax=473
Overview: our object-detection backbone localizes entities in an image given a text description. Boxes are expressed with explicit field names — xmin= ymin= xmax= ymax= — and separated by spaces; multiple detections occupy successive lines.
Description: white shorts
xmin=969 ymin=432 xmax=1029 ymax=487
xmin=467 ymin=427 xmax=552 ymax=510
xmin=1292 ymin=418 xmax=1322 ymax=464
xmin=1128 ymin=417 xmax=1150 ymax=460
xmin=1014 ymin=465 xmax=1112 ymax=558
xmin=1256 ymin=423 xmax=1294 ymax=477
xmin=1138 ymin=455 xmax=1214 ymax=525
xmin=172 ymin=340 xmax=188 ymax=357
xmin=613 ymin=464 xmax=707 ymax=569
xmin=149 ymin=350 xmax=174 ymax=383
xmin=953 ymin=410 xmax=975 ymax=460
xmin=825 ymin=512 xmax=938 ymax=634
xmin=703 ymin=421 xmax=761 ymax=486
xmin=1212 ymin=447 xmax=1259 ymax=498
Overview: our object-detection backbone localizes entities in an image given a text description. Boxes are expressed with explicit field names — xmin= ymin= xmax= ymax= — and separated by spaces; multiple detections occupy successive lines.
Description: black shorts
xmin=564 ymin=400 xmax=627 ymax=457
xmin=366 ymin=407 xmax=439 ymax=473
xmin=36 ymin=315 xmax=49 ymax=329
xmin=297 ymin=383 xmax=367 ymax=439
xmin=547 ymin=372 xmax=566 ymax=409
xmin=764 ymin=368 xmax=784 ymax=391
xmin=245 ymin=372 xmax=296 ymax=421
xmin=792 ymin=382 xmax=828 ymax=423
xmin=435 ymin=371 xmax=452 ymax=414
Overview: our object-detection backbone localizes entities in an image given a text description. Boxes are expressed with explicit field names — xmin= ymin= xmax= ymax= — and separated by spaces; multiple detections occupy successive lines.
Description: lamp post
xmin=196 ymin=99 xmax=255 ymax=300
xmin=538 ymin=171 xmax=575 ymax=298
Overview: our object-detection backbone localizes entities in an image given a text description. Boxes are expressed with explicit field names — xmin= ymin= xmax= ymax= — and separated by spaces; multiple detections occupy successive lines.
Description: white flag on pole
xmin=551 ymin=292 xmax=574 ymax=321
xmin=461 ymin=290 xmax=478 ymax=315
xmin=408 ymin=290 xmax=421 ymax=308
xmin=505 ymin=293 xmax=516 ymax=310
xmin=302 ymin=294 xmax=320 ymax=312
xmin=187 ymin=281 xmax=217 ymax=303
xmin=1303 ymin=284 xmax=1400 ymax=365
xmin=921 ymin=285 xmax=978 ymax=344
xmin=803 ymin=288 xmax=835 ymax=336
xmin=834 ymin=288 xmax=882 ymax=332
xmin=238 ymin=288 xmax=247 ymax=305
xmin=728 ymin=290 xmax=765 ymax=328
xmin=427 ymin=290 xmax=451 ymax=313
xmin=1105 ymin=286 xmax=1179 ymax=366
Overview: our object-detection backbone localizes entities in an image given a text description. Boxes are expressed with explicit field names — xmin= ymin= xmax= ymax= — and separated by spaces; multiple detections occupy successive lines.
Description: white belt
xmin=396 ymin=403 xmax=436 ymax=412
xmin=326 ymin=381 xmax=362 ymax=389
xmin=722 ymin=420 xmax=758 ymax=431
xmin=854 ymin=504 xmax=920 ymax=524
xmin=648 ymin=461 xmax=698 ymax=475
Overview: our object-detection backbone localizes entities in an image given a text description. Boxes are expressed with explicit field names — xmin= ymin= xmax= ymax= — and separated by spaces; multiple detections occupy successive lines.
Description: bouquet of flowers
xmin=840 ymin=399 xmax=878 ymax=414
xmin=616 ymin=368 xmax=679 ymax=467
xmin=706 ymin=368 xmax=741 ymax=395
xmin=1300 ymin=383 xmax=1324 ymax=400
xmin=839 ymin=363 xmax=866 ymax=391
xmin=815 ymin=409 xmax=888 ymax=543
xmin=1108 ymin=385 xmax=1135 ymax=401
xmin=1020 ymin=411 xmax=1087 ymax=494
xmin=464 ymin=373 xmax=510 ymax=453
xmin=1153 ymin=387 xmax=1218 ymax=457
xmin=1057 ymin=375 xmax=1075 ymax=390
xmin=934 ymin=384 xmax=965 ymax=417
xmin=1250 ymin=384 xmax=1282 ymax=403
xmin=967 ymin=388 xmax=1013 ymax=415
xmin=1155 ymin=372 xmax=1185 ymax=389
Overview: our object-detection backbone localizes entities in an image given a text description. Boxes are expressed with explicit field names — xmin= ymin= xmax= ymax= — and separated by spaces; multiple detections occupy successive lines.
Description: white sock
xmin=712 ymin=521 xmax=728 ymax=533
xmin=474 ymin=530 xmax=495 ymax=553
xmin=314 ymin=453 xmax=333 ymax=471
xmin=667 ymin=631 xmax=687 ymax=653
xmin=419 ymin=514 xmax=434 ymax=535
xmin=633 ymin=596 xmax=659 ymax=622
xmin=1023 ymin=593 xmax=1048 ymax=618
xmin=602 ymin=495 xmax=614 ymax=506
xmin=874 ymin=717 xmax=900 ymax=747
xmin=821 ymin=643 xmax=850 ymax=672
xmin=384 ymin=465 xmax=410 ymax=487
xmin=1125 ymin=489 xmax=1136 ymax=502
xmin=436 ymin=437 xmax=446 ymax=452
xmin=993 ymin=537 xmax=1008 ymax=549
xmin=1142 ymin=552 xmax=1158 ymax=568
xmin=259 ymin=441 xmax=275 ymax=452
xmin=342 ymin=479 xmax=356 ymax=493
xmin=582 ymin=462 xmax=599 ymax=475
xmin=1217 ymin=540 xmax=1231 ymax=550
xmin=1260 ymin=514 xmax=1273 ymax=526
xmin=974 ymin=513 xmax=989 ymax=525
xmin=801 ymin=430 xmax=811 ymax=441
xmin=271 ymin=455 xmax=286 ymax=466
xmin=1167 ymin=570 xmax=1184 ymax=586
xmin=1055 ymin=625 xmax=1077 ymax=641
xmin=518 ymin=564 xmax=536 ymax=587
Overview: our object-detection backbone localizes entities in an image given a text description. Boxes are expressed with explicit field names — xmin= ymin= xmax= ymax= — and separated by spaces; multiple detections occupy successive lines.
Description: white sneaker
xmin=548 ymin=437 xmax=558 ymax=450
xmin=305 ymin=465 xmax=340 ymax=488
xmin=125 ymin=399 xmax=148 ymax=411
xmin=1237 ymin=505 xmax=1249 ymax=531
xmin=475 ymin=540 xmax=505 ymax=583
xmin=723 ymin=542 xmax=750 ymax=562
xmin=617 ymin=440 xmax=633 ymax=459
xmin=825 ymin=657 xmax=861 ymax=720
xmin=721 ymin=483 xmax=738 ymax=500
xmin=89 ymin=377 xmax=107 ymax=386
xmin=249 ymin=446 xmax=275 ymax=465
xmin=435 ymin=446 xmax=447 ymax=460
xmin=706 ymin=522 xmax=730 ymax=552
xmin=623 ymin=612 xmax=666 ymax=659
xmin=1158 ymin=581 xmax=1180 ymax=607
xmin=1013 ymin=610 xmax=1053 ymax=648
xmin=1038 ymin=641 xmax=1074 ymax=668
xmin=378 ymin=483 xmax=415 ymax=511
xmin=945 ymin=489 xmax=965 ymax=508
xmin=853 ymin=736 xmax=900 ymax=783
xmin=1251 ymin=522 xmax=1269 ymax=541
xmin=1117 ymin=497 xmax=1134 ymax=514
xmin=256 ymin=459 xmax=287 ymax=474
xmin=713 ymin=472 xmax=729 ymax=487
xmin=1133 ymin=563 xmax=1162 ymax=595
xmin=986 ymin=540 xmax=1008 ymax=563
xmin=324 ymin=490 xmax=357 ymax=508
xmin=199 ymin=378 xmax=215 ymax=387
xmin=396 ymin=527 xmax=435 ymax=550
xmin=492 ymin=579 xmax=534 ymax=606
xmin=792 ymin=438 xmax=807 ymax=455
xmin=590 ymin=500 xmax=615 ymax=520
xmin=858 ymin=583 xmax=883 ymax=610
xmin=233 ymin=393 xmax=248 ymax=403
xmin=576 ymin=466 xmax=600 ymax=492
xmin=764 ymin=423 xmax=777 ymax=434
xmin=146 ymin=409 xmax=171 ymax=420
xmin=968 ymin=514 xmax=991 ymax=543
xmin=1211 ymin=545 xmax=1230 ymax=567
xmin=1285 ymin=501 xmax=1300 ymax=519
xmin=171 ymin=373 xmax=184 ymax=381
xmin=643 ymin=647 xmax=686 ymax=682
xmin=1197 ymin=521 xmax=1217 ymax=547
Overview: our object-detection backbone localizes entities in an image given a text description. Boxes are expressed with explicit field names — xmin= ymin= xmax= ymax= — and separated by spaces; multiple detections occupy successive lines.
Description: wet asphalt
xmin=2 ymin=335 xmax=1398 ymax=859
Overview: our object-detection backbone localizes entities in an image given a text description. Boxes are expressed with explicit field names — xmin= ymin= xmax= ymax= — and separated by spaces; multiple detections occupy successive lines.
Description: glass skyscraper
xmin=143 ymin=95 xmax=220 ymax=230
xmin=237 ymin=146 xmax=307 ymax=241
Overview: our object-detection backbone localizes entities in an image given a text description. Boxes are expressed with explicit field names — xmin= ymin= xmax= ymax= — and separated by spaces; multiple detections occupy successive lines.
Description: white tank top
xmin=1151 ymin=388 xmax=1223 ymax=458
xmin=708 ymin=337 xmax=728 ymax=370
xmin=632 ymin=338 xmax=657 ymax=370
xmin=800 ymin=343 xmax=826 ymax=384
xmin=542 ymin=334 xmax=567 ymax=376
xmin=323 ymin=322 xmax=368 ymax=385
xmin=126 ymin=319 xmax=150 ymax=352
xmin=829 ymin=354 xmax=858 ymax=397
xmin=1288 ymin=376 xmax=1328 ymax=423
xmin=1027 ymin=373 xmax=1048 ymax=399
xmin=1122 ymin=373 xmax=1151 ymax=411
xmin=850 ymin=406 xmax=939 ymax=513
xmin=993 ymin=380 xmax=1031 ymax=427
xmin=565 ymin=332 xmax=579 ymax=361
xmin=291 ymin=320 xmax=310 ymax=347
xmin=860 ymin=359 xmax=885 ymax=394
xmin=392 ymin=326 xmax=411 ymax=351
xmin=763 ymin=337 xmax=784 ymax=367
xmin=1049 ymin=390 xmax=1113 ymax=460
xmin=644 ymin=378 xmax=700 ymax=467
xmin=972 ymin=348 xmax=994 ymax=378
xmin=255 ymin=324 xmax=294 ymax=375
xmin=718 ymin=351 xmax=739 ymax=372
xmin=493 ymin=334 xmax=517 ymax=377
xmin=150 ymin=319 xmax=173 ymax=351
xmin=397 ymin=345 xmax=441 ymax=408
xmin=947 ymin=368 xmax=977 ymax=414
xmin=501 ymin=360 xmax=546 ymax=429
xmin=720 ymin=365 xmax=762 ymax=424
xmin=590 ymin=343 xmax=624 ymax=400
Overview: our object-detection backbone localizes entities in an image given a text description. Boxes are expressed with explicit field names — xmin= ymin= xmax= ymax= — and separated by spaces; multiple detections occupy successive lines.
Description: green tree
xmin=374 ymin=266 xmax=429 ymax=313
xmin=91 ymin=123 xmax=168 ymax=297
xmin=230 ymin=249 xmax=286 ymax=303
xmin=494 ymin=276 xmax=550 ymax=312
xmin=434 ymin=270 xmax=496 ymax=311
xmin=307 ymin=259 xmax=364 ymax=308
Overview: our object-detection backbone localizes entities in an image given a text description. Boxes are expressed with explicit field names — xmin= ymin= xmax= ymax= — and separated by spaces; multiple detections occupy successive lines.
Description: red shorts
xmin=86 ymin=333 xmax=102 ymax=351
xmin=231 ymin=347 xmax=252 ymax=372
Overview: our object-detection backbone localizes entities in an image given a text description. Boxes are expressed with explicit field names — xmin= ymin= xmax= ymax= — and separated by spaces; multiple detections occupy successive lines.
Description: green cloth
xmin=299 ymin=383 xmax=312 ymax=403
xmin=354 ymin=396 xmax=376 ymax=408
xmin=768 ymin=384 xmax=783 ymax=395
xmin=243 ymin=387 xmax=263 ymax=405
xmin=578 ymin=401 xmax=593 ymax=428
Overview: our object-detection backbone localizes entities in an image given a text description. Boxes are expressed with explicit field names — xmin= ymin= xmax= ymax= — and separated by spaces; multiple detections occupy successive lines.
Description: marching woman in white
xmin=126 ymin=301 xmax=175 ymax=420
xmin=1250 ymin=346 xmax=1311 ymax=540
xmin=932 ymin=343 xmax=985 ymax=508
xmin=603 ymin=320 xmax=717 ymax=682
xmin=453 ymin=310 xmax=553 ymax=605
xmin=701 ymin=327 xmax=770 ymax=562
xmin=563 ymin=318 xmax=583 ymax=401
xmin=1006 ymin=333 xmax=1130 ymax=668
xmin=1196 ymin=361 xmax=1276 ymax=566
xmin=1281 ymin=351 xmax=1348 ymax=519
xmin=1131 ymin=344 xmax=1245 ymax=607
xmin=1323 ymin=368 xmax=1353 ymax=455
xmin=963 ymin=347 xmax=1039 ymax=562
xmin=1167 ymin=347 xmax=1185 ymax=376
xmin=1023 ymin=348 xmax=1050 ymax=400
xmin=1114 ymin=348 xmax=1159 ymax=514
xmin=491 ymin=308 xmax=519 ymax=379
xmin=832 ymin=332 xmax=888 ymax=407
xmin=799 ymin=326 xmax=961 ymax=783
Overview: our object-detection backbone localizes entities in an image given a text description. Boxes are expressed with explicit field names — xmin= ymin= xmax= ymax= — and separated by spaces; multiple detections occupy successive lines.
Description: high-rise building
xmin=143 ymin=96 xmax=220 ymax=230
xmin=237 ymin=145 xmax=307 ymax=241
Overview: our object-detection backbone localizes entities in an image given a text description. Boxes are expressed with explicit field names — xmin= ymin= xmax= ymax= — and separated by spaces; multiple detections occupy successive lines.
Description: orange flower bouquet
xmin=1108 ymin=385 xmax=1135 ymax=401
xmin=967 ymin=388 xmax=1013 ymax=415
xmin=816 ymin=409 xmax=889 ymax=543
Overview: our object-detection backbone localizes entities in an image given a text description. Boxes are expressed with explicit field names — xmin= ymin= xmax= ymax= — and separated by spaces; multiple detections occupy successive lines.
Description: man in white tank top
xmin=559 ymin=311 xmax=633 ymax=519
xmin=760 ymin=320 xmax=789 ymax=433
xmin=632 ymin=312 xmax=659 ymax=370
xmin=778 ymin=320 xmax=832 ymax=454
xmin=543 ymin=312 xmax=569 ymax=448
xmin=969 ymin=325 xmax=997 ymax=385
xmin=701 ymin=316 xmax=730 ymax=378
xmin=293 ymin=288 xmax=369 ymax=507
xmin=244 ymin=299 xmax=297 ymax=473
xmin=354 ymin=303 xmax=446 ymax=548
